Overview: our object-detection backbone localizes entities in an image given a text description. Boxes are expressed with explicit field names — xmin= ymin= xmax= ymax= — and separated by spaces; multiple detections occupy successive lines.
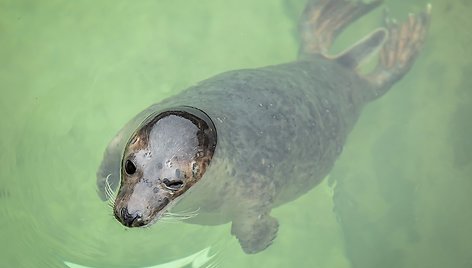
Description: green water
xmin=1 ymin=0 xmax=471 ymax=267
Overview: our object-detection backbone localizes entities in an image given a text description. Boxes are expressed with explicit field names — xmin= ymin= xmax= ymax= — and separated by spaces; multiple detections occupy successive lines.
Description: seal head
xmin=114 ymin=107 xmax=217 ymax=227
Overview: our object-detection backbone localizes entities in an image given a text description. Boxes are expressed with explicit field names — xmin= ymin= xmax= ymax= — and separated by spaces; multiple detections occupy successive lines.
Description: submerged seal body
xmin=97 ymin=0 xmax=431 ymax=254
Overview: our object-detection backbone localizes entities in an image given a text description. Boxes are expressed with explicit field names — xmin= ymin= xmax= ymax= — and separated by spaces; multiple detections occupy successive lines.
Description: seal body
xmin=97 ymin=0 xmax=430 ymax=254
xmin=156 ymin=59 xmax=369 ymax=208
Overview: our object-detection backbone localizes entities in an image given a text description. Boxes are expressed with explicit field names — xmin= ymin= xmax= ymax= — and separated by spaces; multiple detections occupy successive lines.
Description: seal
xmin=97 ymin=0 xmax=431 ymax=254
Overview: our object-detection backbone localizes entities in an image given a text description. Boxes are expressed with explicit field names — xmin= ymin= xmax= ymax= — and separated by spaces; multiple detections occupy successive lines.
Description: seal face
xmin=114 ymin=107 xmax=217 ymax=227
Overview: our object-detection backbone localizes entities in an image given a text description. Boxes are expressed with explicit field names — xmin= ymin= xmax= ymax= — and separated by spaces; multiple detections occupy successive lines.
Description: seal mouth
xmin=114 ymin=196 xmax=170 ymax=228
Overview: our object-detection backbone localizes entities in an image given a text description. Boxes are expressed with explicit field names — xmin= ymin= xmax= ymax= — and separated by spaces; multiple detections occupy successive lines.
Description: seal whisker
xmin=161 ymin=214 xmax=194 ymax=221
xmin=164 ymin=207 xmax=200 ymax=220
xmin=106 ymin=201 xmax=114 ymax=210
xmin=159 ymin=216 xmax=183 ymax=223
xmin=161 ymin=208 xmax=200 ymax=222
xmin=104 ymin=174 xmax=114 ymax=197
xmin=168 ymin=207 xmax=201 ymax=216
xmin=104 ymin=174 xmax=117 ymax=208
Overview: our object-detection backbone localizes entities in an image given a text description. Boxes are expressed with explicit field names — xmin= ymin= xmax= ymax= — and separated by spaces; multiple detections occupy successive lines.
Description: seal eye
xmin=162 ymin=178 xmax=184 ymax=190
xmin=125 ymin=159 xmax=137 ymax=175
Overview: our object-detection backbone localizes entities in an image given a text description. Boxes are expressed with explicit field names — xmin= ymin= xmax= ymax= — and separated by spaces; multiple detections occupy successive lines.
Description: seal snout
xmin=117 ymin=207 xmax=145 ymax=227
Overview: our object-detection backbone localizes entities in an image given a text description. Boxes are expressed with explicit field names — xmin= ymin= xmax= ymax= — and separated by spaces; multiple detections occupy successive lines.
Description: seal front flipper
xmin=230 ymin=176 xmax=278 ymax=254
xmin=231 ymin=213 xmax=279 ymax=254
xmin=366 ymin=5 xmax=432 ymax=99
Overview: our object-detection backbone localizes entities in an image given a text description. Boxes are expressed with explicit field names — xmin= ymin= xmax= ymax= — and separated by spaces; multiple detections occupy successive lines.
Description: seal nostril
xmin=121 ymin=207 xmax=128 ymax=218
xmin=120 ymin=207 xmax=143 ymax=227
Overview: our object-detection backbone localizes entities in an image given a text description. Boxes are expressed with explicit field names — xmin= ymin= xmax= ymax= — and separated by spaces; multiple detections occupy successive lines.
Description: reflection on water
xmin=64 ymin=247 xmax=217 ymax=268
xmin=0 ymin=0 xmax=471 ymax=267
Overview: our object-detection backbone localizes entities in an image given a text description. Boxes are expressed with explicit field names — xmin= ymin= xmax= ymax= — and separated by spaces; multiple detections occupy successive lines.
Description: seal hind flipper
xmin=335 ymin=28 xmax=387 ymax=69
xmin=366 ymin=5 xmax=432 ymax=99
xmin=298 ymin=0 xmax=383 ymax=58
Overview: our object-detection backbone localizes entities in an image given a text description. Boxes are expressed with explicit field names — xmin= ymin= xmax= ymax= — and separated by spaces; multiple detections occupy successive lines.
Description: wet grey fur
xmin=165 ymin=59 xmax=371 ymax=202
